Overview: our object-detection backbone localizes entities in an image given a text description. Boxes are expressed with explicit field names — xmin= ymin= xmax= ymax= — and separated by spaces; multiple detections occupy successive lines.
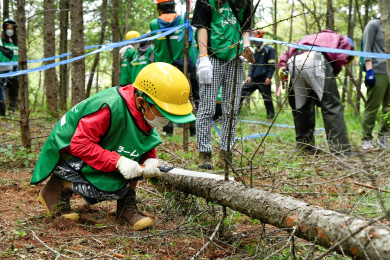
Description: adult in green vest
xmin=129 ymin=39 xmax=155 ymax=83
xmin=119 ymin=30 xmax=140 ymax=85
xmin=0 ymin=18 xmax=18 ymax=116
xmin=31 ymin=63 xmax=195 ymax=230
xmin=150 ymin=0 xmax=198 ymax=137
xmin=192 ymin=0 xmax=254 ymax=169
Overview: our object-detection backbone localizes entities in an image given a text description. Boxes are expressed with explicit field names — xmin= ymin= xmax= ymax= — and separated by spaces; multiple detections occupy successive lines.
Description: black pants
xmin=288 ymin=63 xmax=351 ymax=152
xmin=7 ymin=77 xmax=19 ymax=112
xmin=240 ymin=79 xmax=275 ymax=117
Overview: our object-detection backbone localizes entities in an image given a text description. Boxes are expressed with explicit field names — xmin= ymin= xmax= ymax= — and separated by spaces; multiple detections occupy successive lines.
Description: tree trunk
xmin=124 ymin=0 xmax=132 ymax=38
xmin=182 ymin=0 xmax=190 ymax=152
xmin=111 ymin=0 xmax=120 ymax=87
xmin=85 ymin=0 xmax=107 ymax=97
xmin=70 ymin=0 xmax=85 ymax=106
xmin=326 ymin=0 xmax=334 ymax=30
xmin=3 ymin=0 xmax=9 ymax=19
xmin=288 ymin=0 xmax=294 ymax=43
xmin=379 ymin=0 xmax=390 ymax=83
xmin=59 ymin=0 xmax=70 ymax=111
xmin=44 ymin=0 xmax=59 ymax=117
xmin=16 ymin=0 xmax=31 ymax=149
xmin=273 ymin=0 xmax=282 ymax=108
xmin=157 ymin=171 xmax=390 ymax=259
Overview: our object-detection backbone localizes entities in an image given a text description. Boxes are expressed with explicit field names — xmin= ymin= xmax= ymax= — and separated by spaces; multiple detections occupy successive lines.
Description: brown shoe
xmin=198 ymin=152 xmax=213 ymax=169
xmin=116 ymin=190 xmax=153 ymax=231
xmin=218 ymin=150 xmax=232 ymax=168
xmin=39 ymin=174 xmax=79 ymax=221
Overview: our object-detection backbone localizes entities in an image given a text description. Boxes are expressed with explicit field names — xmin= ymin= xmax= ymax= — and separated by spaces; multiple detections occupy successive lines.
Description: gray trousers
xmin=288 ymin=52 xmax=351 ymax=152
xmin=196 ymin=56 xmax=244 ymax=152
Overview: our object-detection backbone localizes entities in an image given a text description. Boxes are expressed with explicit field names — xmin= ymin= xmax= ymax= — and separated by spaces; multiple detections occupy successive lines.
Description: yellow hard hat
xmin=125 ymin=30 xmax=141 ymax=40
xmin=146 ymin=30 xmax=151 ymax=34
xmin=133 ymin=63 xmax=193 ymax=117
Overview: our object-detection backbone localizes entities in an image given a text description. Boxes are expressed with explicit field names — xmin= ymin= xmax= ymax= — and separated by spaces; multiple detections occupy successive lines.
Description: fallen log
xmin=156 ymin=170 xmax=390 ymax=259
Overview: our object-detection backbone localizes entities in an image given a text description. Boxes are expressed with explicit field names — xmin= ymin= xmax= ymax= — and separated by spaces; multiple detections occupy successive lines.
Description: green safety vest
xmin=31 ymin=87 xmax=162 ymax=192
xmin=150 ymin=15 xmax=186 ymax=63
xmin=0 ymin=39 xmax=18 ymax=62
xmin=120 ymin=47 xmax=136 ymax=85
xmin=209 ymin=0 xmax=244 ymax=61
xmin=130 ymin=46 xmax=154 ymax=83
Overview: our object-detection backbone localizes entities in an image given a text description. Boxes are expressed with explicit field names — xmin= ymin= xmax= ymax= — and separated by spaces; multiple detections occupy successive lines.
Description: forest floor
xmin=1 ymin=102 xmax=390 ymax=259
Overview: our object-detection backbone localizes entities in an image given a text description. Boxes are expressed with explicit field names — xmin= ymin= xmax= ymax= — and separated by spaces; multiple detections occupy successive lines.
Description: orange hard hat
xmin=156 ymin=0 xmax=174 ymax=4
xmin=250 ymin=30 xmax=266 ymax=38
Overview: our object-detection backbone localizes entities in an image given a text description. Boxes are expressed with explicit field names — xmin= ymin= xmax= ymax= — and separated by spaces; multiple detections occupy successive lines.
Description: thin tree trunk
xmin=288 ymin=0 xmax=294 ymax=43
xmin=273 ymin=0 xmax=281 ymax=108
xmin=379 ymin=0 xmax=390 ymax=83
xmin=86 ymin=0 xmax=107 ymax=97
xmin=326 ymin=0 xmax=334 ymax=30
xmin=356 ymin=0 xmax=371 ymax=113
xmin=59 ymin=0 xmax=69 ymax=110
xmin=70 ymin=0 xmax=85 ymax=106
xmin=157 ymin=171 xmax=390 ymax=259
xmin=3 ymin=0 xmax=9 ymax=19
xmin=44 ymin=0 xmax=59 ymax=117
xmin=124 ymin=0 xmax=132 ymax=38
xmin=111 ymin=0 xmax=120 ymax=87
xmin=182 ymin=0 xmax=190 ymax=152
xmin=16 ymin=0 xmax=31 ymax=149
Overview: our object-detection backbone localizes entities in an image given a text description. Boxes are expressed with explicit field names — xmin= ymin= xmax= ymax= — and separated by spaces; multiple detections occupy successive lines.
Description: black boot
xmin=163 ymin=122 xmax=173 ymax=137
xmin=0 ymin=101 xmax=5 ymax=117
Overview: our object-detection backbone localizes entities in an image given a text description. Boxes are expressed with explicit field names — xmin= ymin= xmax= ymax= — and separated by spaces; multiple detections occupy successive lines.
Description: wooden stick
xmin=353 ymin=182 xmax=390 ymax=193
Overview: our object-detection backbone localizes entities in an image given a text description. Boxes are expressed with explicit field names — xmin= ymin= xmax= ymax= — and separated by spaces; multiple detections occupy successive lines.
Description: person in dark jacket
xmin=241 ymin=30 xmax=276 ymax=119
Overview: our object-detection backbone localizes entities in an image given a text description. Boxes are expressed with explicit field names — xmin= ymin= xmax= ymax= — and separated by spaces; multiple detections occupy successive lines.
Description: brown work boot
xmin=217 ymin=150 xmax=232 ymax=168
xmin=39 ymin=174 xmax=79 ymax=220
xmin=198 ymin=152 xmax=213 ymax=169
xmin=116 ymin=190 xmax=153 ymax=231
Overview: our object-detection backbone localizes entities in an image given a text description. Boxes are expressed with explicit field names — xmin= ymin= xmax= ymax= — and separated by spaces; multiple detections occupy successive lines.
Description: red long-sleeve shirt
xmin=68 ymin=85 xmax=157 ymax=172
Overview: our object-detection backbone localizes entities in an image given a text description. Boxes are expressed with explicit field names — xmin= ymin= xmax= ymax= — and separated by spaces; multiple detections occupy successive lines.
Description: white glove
xmin=119 ymin=45 xmax=132 ymax=59
xmin=197 ymin=56 xmax=213 ymax=85
xmin=239 ymin=56 xmax=248 ymax=63
xmin=116 ymin=156 xmax=143 ymax=179
xmin=142 ymin=158 xmax=161 ymax=178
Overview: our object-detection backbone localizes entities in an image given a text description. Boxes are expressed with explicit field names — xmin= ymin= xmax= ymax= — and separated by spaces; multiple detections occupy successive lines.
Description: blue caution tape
xmin=240 ymin=119 xmax=324 ymax=135
xmin=4 ymin=24 xmax=388 ymax=77
xmin=250 ymin=37 xmax=390 ymax=60
xmin=212 ymin=121 xmax=275 ymax=140
xmin=0 ymin=24 xmax=186 ymax=78
xmin=240 ymin=119 xmax=295 ymax=128
xmin=0 ymin=26 xmax=181 ymax=66
xmin=236 ymin=133 xmax=275 ymax=141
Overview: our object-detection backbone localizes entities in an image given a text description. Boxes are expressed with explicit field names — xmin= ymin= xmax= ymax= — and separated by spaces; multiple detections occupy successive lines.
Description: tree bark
xmin=111 ymin=0 xmax=120 ymax=87
xmin=44 ymin=0 xmax=59 ymax=117
xmin=59 ymin=0 xmax=70 ymax=111
xmin=273 ymin=0 xmax=282 ymax=109
xmin=3 ymin=0 xmax=9 ymax=19
xmin=16 ymin=0 xmax=31 ymax=149
xmin=70 ymin=0 xmax=85 ymax=106
xmin=182 ymin=0 xmax=190 ymax=152
xmin=326 ymin=0 xmax=334 ymax=31
xmin=157 ymin=172 xmax=390 ymax=259
xmin=85 ymin=0 xmax=107 ymax=97
xmin=379 ymin=0 xmax=390 ymax=82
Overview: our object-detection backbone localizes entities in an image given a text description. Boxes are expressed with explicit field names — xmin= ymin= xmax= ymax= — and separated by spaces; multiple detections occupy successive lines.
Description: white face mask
xmin=6 ymin=30 xmax=14 ymax=37
xmin=143 ymin=102 xmax=170 ymax=128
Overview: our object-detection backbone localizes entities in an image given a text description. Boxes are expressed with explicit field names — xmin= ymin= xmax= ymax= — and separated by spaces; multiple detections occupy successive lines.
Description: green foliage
xmin=0 ymin=145 xmax=37 ymax=167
